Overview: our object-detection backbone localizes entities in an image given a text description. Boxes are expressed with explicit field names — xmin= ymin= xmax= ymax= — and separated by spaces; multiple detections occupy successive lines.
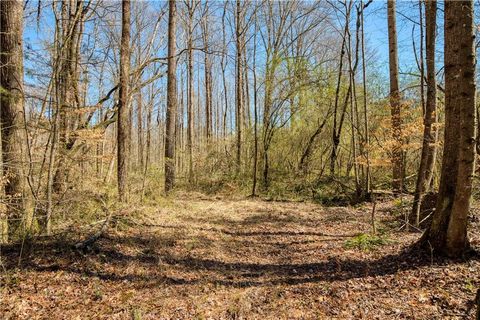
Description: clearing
xmin=1 ymin=194 xmax=479 ymax=319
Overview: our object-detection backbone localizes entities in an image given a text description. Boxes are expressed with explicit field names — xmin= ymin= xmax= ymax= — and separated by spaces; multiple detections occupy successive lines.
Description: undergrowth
xmin=344 ymin=233 xmax=393 ymax=251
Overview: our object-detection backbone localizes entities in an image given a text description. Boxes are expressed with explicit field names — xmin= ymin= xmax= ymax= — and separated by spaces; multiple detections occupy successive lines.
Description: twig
xmin=371 ymin=201 xmax=377 ymax=235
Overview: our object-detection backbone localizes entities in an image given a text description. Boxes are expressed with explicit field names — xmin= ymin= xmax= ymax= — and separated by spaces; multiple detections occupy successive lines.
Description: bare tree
xmin=330 ymin=2 xmax=351 ymax=178
xmin=185 ymin=0 xmax=197 ymax=183
xmin=135 ymin=6 xmax=145 ymax=172
xmin=360 ymin=0 xmax=371 ymax=195
xmin=52 ymin=0 xmax=85 ymax=194
xmin=235 ymin=0 xmax=244 ymax=174
xmin=201 ymin=2 xmax=213 ymax=143
xmin=165 ymin=0 xmax=178 ymax=193
xmin=118 ymin=0 xmax=131 ymax=202
xmin=387 ymin=0 xmax=404 ymax=194
xmin=411 ymin=0 xmax=437 ymax=226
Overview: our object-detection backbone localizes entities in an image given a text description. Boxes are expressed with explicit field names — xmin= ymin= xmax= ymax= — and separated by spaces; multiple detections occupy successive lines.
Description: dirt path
xmin=1 ymin=196 xmax=479 ymax=319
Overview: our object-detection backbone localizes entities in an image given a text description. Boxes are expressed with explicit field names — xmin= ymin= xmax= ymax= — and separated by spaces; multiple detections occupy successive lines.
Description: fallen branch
xmin=74 ymin=196 xmax=111 ymax=250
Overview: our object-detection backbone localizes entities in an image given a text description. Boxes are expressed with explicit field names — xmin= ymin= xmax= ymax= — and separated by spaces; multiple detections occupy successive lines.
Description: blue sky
xmin=22 ymin=0 xmax=449 ymax=107
xmin=362 ymin=1 xmax=444 ymax=85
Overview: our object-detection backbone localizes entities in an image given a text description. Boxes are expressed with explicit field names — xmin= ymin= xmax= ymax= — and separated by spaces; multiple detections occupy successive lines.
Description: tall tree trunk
xmin=347 ymin=10 xmax=361 ymax=198
xmin=420 ymin=0 xmax=476 ymax=257
xmin=117 ymin=0 xmax=131 ymax=202
xmin=262 ymin=62 xmax=273 ymax=189
xmin=187 ymin=1 xmax=194 ymax=183
xmin=387 ymin=0 xmax=404 ymax=194
xmin=164 ymin=0 xmax=177 ymax=193
xmin=360 ymin=1 xmax=371 ymax=195
xmin=330 ymin=4 xmax=351 ymax=177
xmin=53 ymin=0 xmax=83 ymax=194
xmin=221 ymin=2 xmax=229 ymax=140
xmin=235 ymin=0 xmax=243 ymax=174
xmin=141 ymin=84 xmax=154 ymax=201
xmin=251 ymin=13 xmax=258 ymax=197
xmin=202 ymin=5 xmax=213 ymax=143
xmin=243 ymin=32 xmax=250 ymax=129
xmin=136 ymin=15 xmax=144 ymax=172
xmin=411 ymin=0 xmax=437 ymax=226
xmin=0 ymin=0 xmax=27 ymax=241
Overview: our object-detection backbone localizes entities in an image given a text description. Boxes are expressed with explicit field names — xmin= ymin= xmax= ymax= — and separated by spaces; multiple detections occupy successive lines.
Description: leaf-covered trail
xmin=1 ymin=195 xmax=479 ymax=319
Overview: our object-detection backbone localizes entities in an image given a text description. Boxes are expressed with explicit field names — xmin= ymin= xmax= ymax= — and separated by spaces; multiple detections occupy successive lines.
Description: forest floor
xmin=1 ymin=193 xmax=480 ymax=319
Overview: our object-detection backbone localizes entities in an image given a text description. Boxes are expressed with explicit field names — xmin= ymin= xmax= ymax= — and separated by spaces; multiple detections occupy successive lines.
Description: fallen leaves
xmin=1 ymin=196 xmax=479 ymax=319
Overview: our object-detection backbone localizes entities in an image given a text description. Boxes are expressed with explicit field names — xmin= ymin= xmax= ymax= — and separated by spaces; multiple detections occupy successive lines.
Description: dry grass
xmin=1 ymin=194 xmax=479 ymax=319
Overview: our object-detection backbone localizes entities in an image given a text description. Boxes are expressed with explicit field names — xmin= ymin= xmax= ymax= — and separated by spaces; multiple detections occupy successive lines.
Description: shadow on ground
xmin=2 ymin=205 xmax=478 ymax=290
xmin=4 ymin=239 xmax=478 ymax=292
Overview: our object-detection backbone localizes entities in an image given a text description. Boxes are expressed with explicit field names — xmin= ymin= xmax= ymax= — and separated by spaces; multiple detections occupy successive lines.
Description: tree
xmin=420 ymin=0 xmax=476 ymax=257
xmin=118 ymin=0 xmax=131 ymax=202
xmin=185 ymin=0 xmax=197 ymax=183
xmin=251 ymin=9 xmax=259 ymax=196
xmin=330 ymin=1 xmax=352 ymax=178
xmin=201 ymin=2 xmax=213 ymax=143
xmin=165 ymin=0 xmax=178 ymax=193
xmin=360 ymin=0 xmax=372 ymax=195
xmin=0 ymin=0 xmax=27 ymax=241
xmin=52 ymin=0 xmax=85 ymax=194
xmin=135 ymin=5 xmax=145 ymax=172
xmin=387 ymin=0 xmax=404 ymax=194
xmin=235 ymin=0 xmax=244 ymax=174
xmin=411 ymin=0 xmax=437 ymax=226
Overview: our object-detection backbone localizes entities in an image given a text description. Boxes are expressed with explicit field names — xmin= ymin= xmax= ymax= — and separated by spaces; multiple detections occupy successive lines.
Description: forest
xmin=1 ymin=0 xmax=480 ymax=318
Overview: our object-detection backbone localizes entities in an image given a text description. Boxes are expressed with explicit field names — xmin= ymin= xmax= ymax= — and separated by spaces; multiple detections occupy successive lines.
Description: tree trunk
xmin=411 ymin=0 xmax=437 ymax=226
xmin=298 ymin=117 xmax=329 ymax=174
xmin=330 ymin=5 xmax=350 ymax=177
xmin=53 ymin=0 xmax=84 ymax=194
xmin=251 ymin=13 xmax=258 ymax=196
xmin=117 ymin=0 xmax=131 ymax=202
xmin=235 ymin=0 xmax=243 ymax=174
xmin=221 ymin=2 xmax=229 ymax=140
xmin=136 ymin=16 xmax=144 ymax=172
xmin=387 ymin=0 xmax=404 ymax=194
xmin=420 ymin=0 xmax=476 ymax=257
xmin=164 ymin=0 xmax=178 ymax=193
xmin=360 ymin=1 xmax=371 ymax=195
xmin=0 ymin=0 xmax=27 ymax=241
xmin=187 ymin=1 xmax=194 ymax=183
xmin=202 ymin=6 xmax=213 ymax=143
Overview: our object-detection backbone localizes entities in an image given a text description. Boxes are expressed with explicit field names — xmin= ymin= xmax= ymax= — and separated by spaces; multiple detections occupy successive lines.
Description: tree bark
xmin=360 ymin=1 xmax=371 ymax=194
xmin=330 ymin=4 xmax=351 ymax=177
xmin=165 ymin=0 xmax=178 ymax=193
xmin=186 ymin=0 xmax=195 ymax=183
xmin=251 ymin=12 xmax=258 ymax=196
xmin=117 ymin=0 xmax=131 ymax=202
xmin=202 ymin=5 xmax=213 ymax=143
xmin=421 ymin=0 xmax=476 ymax=257
xmin=221 ymin=2 xmax=229 ymax=140
xmin=387 ymin=0 xmax=404 ymax=194
xmin=53 ymin=0 xmax=84 ymax=194
xmin=411 ymin=0 xmax=437 ymax=226
xmin=235 ymin=0 xmax=243 ymax=174
xmin=0 ymin=0 xmax=27 ymax=241
xmin=136 ymin=12 xmax=144 ymax=172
